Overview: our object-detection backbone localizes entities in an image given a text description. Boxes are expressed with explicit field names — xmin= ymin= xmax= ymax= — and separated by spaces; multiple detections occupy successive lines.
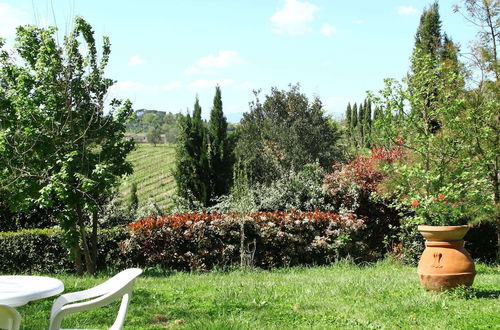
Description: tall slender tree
xmin=174 ymin=97 xmax=210 ymax=206
xmin=345 ymin=102 xmax=352 ymax=139
xmin=208 ymin=86 xmax=232 ymax=199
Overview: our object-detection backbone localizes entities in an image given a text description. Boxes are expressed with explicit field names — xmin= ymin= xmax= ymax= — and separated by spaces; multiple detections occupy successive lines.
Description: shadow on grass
xmin=448 ymin=286 xmax=500 ymax=300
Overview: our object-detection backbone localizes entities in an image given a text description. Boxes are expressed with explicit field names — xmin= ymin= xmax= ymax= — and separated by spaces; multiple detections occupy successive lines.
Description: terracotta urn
xmin=417 ymin=225 xmax=476 ymax=291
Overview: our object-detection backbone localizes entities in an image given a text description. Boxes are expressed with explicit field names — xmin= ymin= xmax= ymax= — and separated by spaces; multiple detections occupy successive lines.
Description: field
xmin=18 ymin=261 xmax=500 ymax=329
xmin=119 ymin=143 xmax=176 ymax=212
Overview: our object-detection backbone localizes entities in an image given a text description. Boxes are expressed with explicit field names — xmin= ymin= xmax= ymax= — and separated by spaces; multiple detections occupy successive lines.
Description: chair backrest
xmin=0 ymin=305 xmax=21 ymax=330
xmin=49 ymin=268 xmax=142 ymax=330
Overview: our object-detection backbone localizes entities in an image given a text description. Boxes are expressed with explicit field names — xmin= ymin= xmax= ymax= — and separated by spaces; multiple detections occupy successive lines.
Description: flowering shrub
xmin=323 ymin=146 xmax=405 ymax=256
xmin=122 ymin=211 xmax=367 ymax=271
xmin=409 ymin=194 xmax=466 ymax=225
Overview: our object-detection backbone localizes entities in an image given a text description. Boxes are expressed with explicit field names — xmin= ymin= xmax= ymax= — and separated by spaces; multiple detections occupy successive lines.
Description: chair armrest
xmin=50 ymin=282 xmax=111 ymax=317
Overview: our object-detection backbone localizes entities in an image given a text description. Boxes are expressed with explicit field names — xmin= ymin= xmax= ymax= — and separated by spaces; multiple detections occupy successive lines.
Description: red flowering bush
xmin=409 ymin=193 xmax=466 ymax=226
xmin=323 ymin=146 xmax=405 ymax=255
xmin=122 ymin=211 xmax=367 ymax=271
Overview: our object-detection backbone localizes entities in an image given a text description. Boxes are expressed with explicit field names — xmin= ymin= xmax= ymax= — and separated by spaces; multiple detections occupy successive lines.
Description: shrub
xmin=0 ymin=227 xmax=128 ymax=274
xmin=324 ymin=146 xmax=404 ymax=256
xmin=122 ymin=211 xmax=367 ymax=271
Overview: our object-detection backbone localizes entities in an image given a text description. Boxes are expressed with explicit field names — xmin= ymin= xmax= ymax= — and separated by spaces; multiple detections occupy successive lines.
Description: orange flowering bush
xmin=122 ymin=211 xmax=367 ymax=271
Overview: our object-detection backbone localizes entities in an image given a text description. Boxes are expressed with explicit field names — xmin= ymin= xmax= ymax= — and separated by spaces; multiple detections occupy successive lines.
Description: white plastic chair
xmin=49 ymin=268 xmax=142 ymax=330
xmin=0 ymin=305 xmax=21 ymax=330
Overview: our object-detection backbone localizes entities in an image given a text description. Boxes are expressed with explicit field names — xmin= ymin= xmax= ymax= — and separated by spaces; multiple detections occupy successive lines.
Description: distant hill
xmin=119 ymin=144 xmax=176 ymax=212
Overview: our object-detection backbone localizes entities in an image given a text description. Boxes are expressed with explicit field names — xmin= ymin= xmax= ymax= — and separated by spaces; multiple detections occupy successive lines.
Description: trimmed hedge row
xmin=0 ymin=227 xmax=128 ymax=274
xmin=1 ymin=211 xmax=368 ymax=273
xmin=123 ymin=211 xmax=368 ymax=271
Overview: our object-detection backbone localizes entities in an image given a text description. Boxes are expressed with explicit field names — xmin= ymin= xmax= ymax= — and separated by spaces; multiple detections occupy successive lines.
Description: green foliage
xmin=146 ymin=126 xmax=162 ymax=146
xmin=0 ymin=17 xmax=134 ymax=274
xmin=126 ymin=109 xmax=180 ymax=143
xmin=208 ymin=86 xmax=232 ymax=198
xmin=174 ymin=97 xmax=211 ymax=206
xmin=128 ymin=183 xmax=139 ymax=213
xmin=214 ymin=162 xmax=334 ymax=213
xmin=0 ymin=227 xmax=128 ymax=274
xmin=235 ymin=84 xmax=342 ymax=186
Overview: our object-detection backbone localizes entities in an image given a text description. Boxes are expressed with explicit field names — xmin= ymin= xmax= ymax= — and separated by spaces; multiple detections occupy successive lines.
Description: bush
xmin=324 ymin=146 xmax=404 ymax=256
xmin=0 ymin=227 xmax=128 ymax=273
xmin=122 ymin=211 xmax=367 ymax=271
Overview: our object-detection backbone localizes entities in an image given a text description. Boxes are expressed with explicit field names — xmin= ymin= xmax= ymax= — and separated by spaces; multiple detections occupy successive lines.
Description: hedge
xmin=123 ymin=211 xmax=368 ymax=271
xmin=0 ymin=227 xmax=128 ymax=274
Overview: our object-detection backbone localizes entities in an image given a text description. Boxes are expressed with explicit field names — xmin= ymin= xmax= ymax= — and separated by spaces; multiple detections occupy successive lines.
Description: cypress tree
xmin=191 ymin=97 xmax=210 ymax=206
xmin=414 ymin=2 xmax=442 ymax=58
xmin=128 ymin=182 xmax=139 ymax=213
xmin=364 ymin=99 xmax=372 ymax=148
xmin=358 ymin=102 xmax=365 ymax=147
xmin=351 ymin=103 xmax=358 ymax=128
xmin=345 ymin=103 xmax=352 ymax=139
xmin=208 ymin=86 xmax=231 ymax=199
xmin=174 ymin=112 xmax=195 ymax=200
xmin=174 ymin=98 xmax=211 ymax=206
xmin=351 ymin=103 xmax=358 ymax=147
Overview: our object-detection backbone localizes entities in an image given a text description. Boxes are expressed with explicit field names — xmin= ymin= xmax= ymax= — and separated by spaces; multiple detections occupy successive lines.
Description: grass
xmin=17 ymin=261 xmax=500 ymax=329
xmin=119 ymin=143 xmax=176 ymax=211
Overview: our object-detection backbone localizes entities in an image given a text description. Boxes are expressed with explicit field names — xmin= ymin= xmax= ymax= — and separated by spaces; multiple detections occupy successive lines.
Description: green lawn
xmin=17 ymin=261 xmax=500 ymax=329
xmin=119 ymin=143 xmax=176 ymax=211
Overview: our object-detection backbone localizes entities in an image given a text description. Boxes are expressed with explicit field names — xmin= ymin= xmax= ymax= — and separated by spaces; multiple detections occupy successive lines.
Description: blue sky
xmin=0 ymin=0 xmax=478 ymax=122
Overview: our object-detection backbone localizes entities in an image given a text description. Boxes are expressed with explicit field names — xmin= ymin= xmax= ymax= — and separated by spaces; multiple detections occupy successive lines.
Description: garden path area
xmin=17 ymin=261 xmax=500 ymax=329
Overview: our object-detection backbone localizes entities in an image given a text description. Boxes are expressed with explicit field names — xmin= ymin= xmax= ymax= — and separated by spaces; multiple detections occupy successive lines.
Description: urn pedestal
xmin=417 ymin=225 xmax=476 ymax=291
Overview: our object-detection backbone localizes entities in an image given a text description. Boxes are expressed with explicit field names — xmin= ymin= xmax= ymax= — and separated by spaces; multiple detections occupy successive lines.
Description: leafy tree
xmin=0 ymin=18 xmax=134 ymax=275
xmin=235 ymin=84 xmax=342 ymax=186
xmin=146 ymin=126 xmax=163 ymax=146
xmin=453 ymin=0 xmax=499 ymax=255
xmin=208 ymin=86 xmax=232 ymax=198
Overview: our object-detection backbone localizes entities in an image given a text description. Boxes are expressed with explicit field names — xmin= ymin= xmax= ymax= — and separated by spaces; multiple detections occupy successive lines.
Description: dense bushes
xmin=0 ymin=227 xmax=128 ymax=274
xmin=123 ymin=211 xmax=367 ymax=271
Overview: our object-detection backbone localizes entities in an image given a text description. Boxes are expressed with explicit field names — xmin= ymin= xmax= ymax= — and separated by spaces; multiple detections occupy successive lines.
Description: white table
xmin=0 ymin=275 xmax=64 ymax=307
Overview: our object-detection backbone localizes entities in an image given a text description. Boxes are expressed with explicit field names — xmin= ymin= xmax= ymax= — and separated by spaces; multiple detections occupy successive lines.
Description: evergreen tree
xmin=351 ymin=103 xmax=358 ymax=147
xmin=208 ymin=86 xmax=232 ymax=199
xmin=128 ymin=183 xmax=139 ymax=213
xmin=414 ymin=2 xmax=442 ymax=58
xmin=351 ymin=103 xmax=358 ymax=129
xmin=358 ymin=102 xmax=365 ymax=147
xmin=364 ymin=99 xmax=372 ymax=147
xmin=345 ymin=103 xmax=352 ymax=139
xmin=191 ymin=97 xmax=211 ymax=205
xmin=174 ymin=97 xmax=211 ymax=206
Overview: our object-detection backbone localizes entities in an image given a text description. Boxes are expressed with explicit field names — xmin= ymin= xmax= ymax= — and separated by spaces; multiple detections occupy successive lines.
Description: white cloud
xmin=110 ymin=80 xmax=182 ymax=94
xmin=184 ymin=50 xmax=243 ymax=76
xmin=397 ymin=6 xmax=418 ymax=16
xmin=321 ymin=23 xmax=338 ymax=36
xmin=270 ymin=0 xmax=319 ymax=35
xmin=188 ymin=78 xmax=234 ymax=90
xmin=197 ymin=50 xmax=244 ymax=68
xmin=0 ymin=2 xmax=29 ymax=37
xmin=353 ymin=19 xmax=364 ymax=25
xmin=128 ymin=55 xmax=147 ymax=66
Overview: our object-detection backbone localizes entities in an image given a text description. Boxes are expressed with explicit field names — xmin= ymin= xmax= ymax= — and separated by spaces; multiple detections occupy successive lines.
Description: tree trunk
xmin=75 ymin=203 xmax=96 ymax=275
xmin=73 ymin=243 xmax=83 ymax=276
xmin=91 ymin=210 xmax=98 ymax=272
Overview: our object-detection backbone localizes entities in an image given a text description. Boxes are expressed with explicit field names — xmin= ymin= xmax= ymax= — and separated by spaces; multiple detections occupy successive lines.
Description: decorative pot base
xmin=418 ymin=273 xmax=475 ymax=291
xmin=417 ymin=226 xmax=476 ymax=291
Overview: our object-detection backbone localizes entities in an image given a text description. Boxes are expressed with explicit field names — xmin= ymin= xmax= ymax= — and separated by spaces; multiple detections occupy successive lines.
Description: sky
xmin=0 ymin=0 xmax=479 ymax=122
